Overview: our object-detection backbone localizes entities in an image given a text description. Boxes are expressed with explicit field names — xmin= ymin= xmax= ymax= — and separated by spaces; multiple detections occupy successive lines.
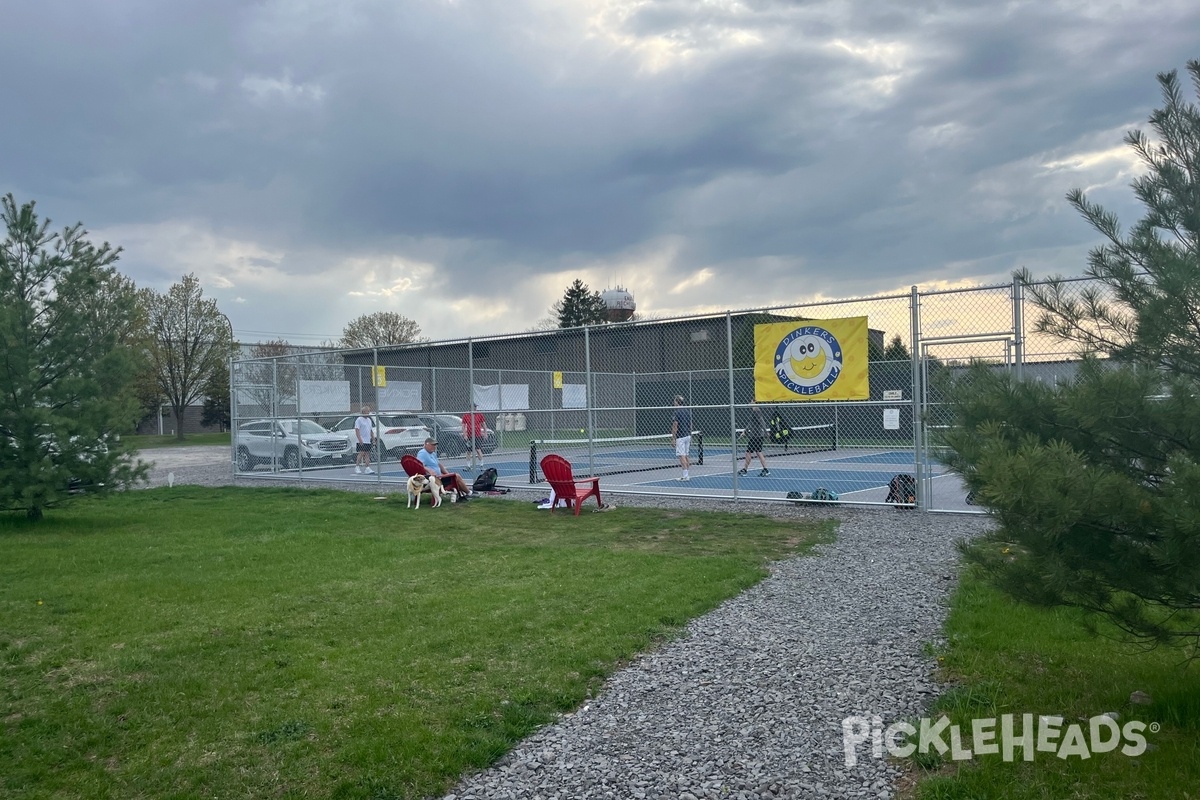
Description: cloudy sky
xmin=2 ymin=0 xmax=1196 ymax=344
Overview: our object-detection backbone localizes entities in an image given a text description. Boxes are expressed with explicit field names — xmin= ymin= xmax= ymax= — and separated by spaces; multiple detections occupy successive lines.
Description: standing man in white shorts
xmin=671 ymin=394 xmax=692 ymax=481
xmin=354 ymin=405 xmax=375 ymax=475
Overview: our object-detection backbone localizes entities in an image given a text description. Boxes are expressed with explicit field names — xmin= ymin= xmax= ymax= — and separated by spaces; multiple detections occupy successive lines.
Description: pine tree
xmin=944 ymin=61 xmax=1200 ymax=656
xmin=554 ymin=279 xmax=609 ymax=328
xmin=0 ymin=196 xmax=147 ymax=520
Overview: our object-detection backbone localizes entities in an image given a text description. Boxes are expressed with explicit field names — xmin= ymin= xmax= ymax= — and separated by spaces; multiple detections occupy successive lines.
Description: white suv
xmin=236 ymin=419 xmax=351 ymax=471
xmin=328 ymin=414 xmax=430 ymax=459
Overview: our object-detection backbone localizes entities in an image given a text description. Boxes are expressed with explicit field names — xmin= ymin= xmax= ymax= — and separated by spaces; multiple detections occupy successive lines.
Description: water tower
xmin=601 ymin=285 xmax=636 ymax=322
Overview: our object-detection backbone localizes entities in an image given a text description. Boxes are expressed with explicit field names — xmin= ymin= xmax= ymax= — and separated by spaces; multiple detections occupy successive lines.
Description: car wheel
xmin=283 ymin=447 xmax=300 ymax=470
xmin=236 ymin=446 xmax=254 ymax=471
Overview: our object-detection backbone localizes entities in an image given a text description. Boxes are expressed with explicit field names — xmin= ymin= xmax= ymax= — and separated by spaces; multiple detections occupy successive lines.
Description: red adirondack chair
xmin=400 ymin=454 xmax=426 ymax=479
xmin=539 ymin=454 xmax=602 ymax=516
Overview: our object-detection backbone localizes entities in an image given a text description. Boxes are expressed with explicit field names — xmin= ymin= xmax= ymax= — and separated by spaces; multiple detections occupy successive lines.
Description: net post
xmin=696 ymin=430 xmax=704 ymax=465
xmin=529 ymin=440 xmax=537 ymax=484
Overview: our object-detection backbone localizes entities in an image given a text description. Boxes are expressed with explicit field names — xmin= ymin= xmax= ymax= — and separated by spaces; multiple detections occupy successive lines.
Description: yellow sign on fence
xmin=372 ymin=366 xmax=387 ymax=387
xmin=754 ymin=317 xmax=869 ymax=402
xmin=553 ymin=371 xmax=563 ymax=389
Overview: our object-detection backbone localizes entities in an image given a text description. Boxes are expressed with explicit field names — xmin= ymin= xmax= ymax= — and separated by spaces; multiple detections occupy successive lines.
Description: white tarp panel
xmin=298 ymin=380 xmax=351 ymax=413
xmin=561 ymin=383 xmax=587 ymax=409
xmin=472 ymin=384 xmax=530 ymax=410
xmin=378 ymin=381 xmax=423 ymax=411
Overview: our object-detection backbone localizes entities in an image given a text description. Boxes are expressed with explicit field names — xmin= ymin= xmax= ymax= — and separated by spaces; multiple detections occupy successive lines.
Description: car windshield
xmin=428 ymin=415 xmax=463 ymax=429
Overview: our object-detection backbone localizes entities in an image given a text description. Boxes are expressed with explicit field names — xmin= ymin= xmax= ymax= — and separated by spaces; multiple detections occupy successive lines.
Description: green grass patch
xmin=908 ymin=570 xmax=1200 ymax=800
xmin=0 ymin=487 xmax=832 ymax=799
xmin=124 ymin=432 xmax=231 ymax=449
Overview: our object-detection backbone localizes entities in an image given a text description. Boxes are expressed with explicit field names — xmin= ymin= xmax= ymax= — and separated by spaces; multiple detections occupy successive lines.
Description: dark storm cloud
xmin=2 ymin=0 xmax=1198 ymax=339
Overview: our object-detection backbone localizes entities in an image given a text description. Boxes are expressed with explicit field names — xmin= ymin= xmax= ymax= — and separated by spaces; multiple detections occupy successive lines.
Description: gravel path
xmin=142 ymin=447 xmax=991 ymax=799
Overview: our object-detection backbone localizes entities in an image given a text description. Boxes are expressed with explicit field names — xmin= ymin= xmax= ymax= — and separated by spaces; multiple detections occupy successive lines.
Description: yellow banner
xmin=372 ymin=366 xmax=387 ymax=387
xmin=754 ymin=317 xmax=869 ymax=401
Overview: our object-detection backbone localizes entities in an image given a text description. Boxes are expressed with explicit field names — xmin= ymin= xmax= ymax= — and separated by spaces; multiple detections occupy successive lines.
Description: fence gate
xmin=914 ymin=281 xmax=1021 ymax=512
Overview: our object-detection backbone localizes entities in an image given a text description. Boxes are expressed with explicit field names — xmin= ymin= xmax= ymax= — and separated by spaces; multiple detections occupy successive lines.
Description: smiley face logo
xmin=774 ymin=326 xmax=843 ymax=395
xmin=788 ymin=337 xmax=827 ymax=379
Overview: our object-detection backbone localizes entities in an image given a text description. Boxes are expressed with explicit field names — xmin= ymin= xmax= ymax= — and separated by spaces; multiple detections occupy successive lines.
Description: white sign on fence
xmin=882 ymin=390 xmax=903 ymax=401
xmin=298 ymin=380 xmax=351 ymax=413
xmin=562 ymin=384 xmax=587 ymax=409
xmin=378 ymin=381 xmax=423 ymax=411
xmin=473 ymin=384 xmax=530 ymax=410
xmin=883 ymin=408 xmax=901 ymax=430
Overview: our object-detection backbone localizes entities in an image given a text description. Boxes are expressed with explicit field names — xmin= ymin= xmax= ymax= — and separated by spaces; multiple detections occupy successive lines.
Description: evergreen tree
xmin=0 ymin=196 xmax=147 ymax=520
xmin=883 ymin=335 xmax=911 ymax=361
xmin=138 ymin=274 xmax=233 ymax=441
xmin=944 ymin=61 xmax=1200 ymax=655
xmin=554 ymin=279 xmax=609 ymax=328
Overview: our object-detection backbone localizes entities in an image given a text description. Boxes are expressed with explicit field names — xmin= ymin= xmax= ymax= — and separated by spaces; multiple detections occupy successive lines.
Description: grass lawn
xmin=124 ymin=432 xmax=231 ymax=449
xmin=0 ymin=487 xmax=832 ymax=800
xmin=907 ymin=570 xmax=1200 ymax=800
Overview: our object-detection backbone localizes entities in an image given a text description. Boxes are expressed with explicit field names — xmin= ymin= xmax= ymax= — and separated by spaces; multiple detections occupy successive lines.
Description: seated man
xmin=415 ymin=438 xmax=472 ymax=499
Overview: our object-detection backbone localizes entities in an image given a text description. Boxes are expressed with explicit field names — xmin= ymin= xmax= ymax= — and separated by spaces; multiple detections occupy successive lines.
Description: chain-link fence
xmin=229 ymin=275 xmax=1116 ymax=512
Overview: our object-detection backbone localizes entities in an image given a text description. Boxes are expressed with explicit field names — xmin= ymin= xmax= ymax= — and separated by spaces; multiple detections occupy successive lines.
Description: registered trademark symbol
xmin=1149 ymin=722 xmax=1161 ymax=734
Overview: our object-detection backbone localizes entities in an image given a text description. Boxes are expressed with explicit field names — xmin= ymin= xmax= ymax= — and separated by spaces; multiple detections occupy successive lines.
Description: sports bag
xmin=887 ymin=473 xmax=916 ymax=508
xmin=471 ymin=467 xmax=499 ymax=492
xmin=810 ymin=487 xmax=839 ymax=505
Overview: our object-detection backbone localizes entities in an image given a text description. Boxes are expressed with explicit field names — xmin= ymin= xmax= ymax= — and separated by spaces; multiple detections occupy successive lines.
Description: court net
xmin=529 ymin=430 xmax=703 ymax=483
xmin=763 ymin=422 xmax=837 ymax=455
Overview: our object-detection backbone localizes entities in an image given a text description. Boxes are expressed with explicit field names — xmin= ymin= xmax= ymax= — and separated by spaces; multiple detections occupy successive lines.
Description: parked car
xmin=327 ymin=413 xmax=430 ymax=459
xmin=418 ymin=413 xmax=498 ymax=457
xmin=235 ymin=419 xmax=351 ymax=471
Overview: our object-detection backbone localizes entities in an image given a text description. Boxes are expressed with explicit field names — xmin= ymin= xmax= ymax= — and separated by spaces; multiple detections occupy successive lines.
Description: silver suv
xmin=327 ymin=413 xmax=429 ymax=459
xmin=235 ymin=419 xmax=351 ymax=471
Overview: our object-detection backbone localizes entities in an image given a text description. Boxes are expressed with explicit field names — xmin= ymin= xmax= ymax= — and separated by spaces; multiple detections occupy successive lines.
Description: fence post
xmin=910 ymin=286 xmax=925 ymax=511
xmin=373 ymin=348 xmax=381 ymax=484
xmin=295 ymin=370 xmax=304 ymax=484
xmin=1012 ymin=274 xmax=1025 ymax=381
xmin=584 ymin=325 xmax=595 ymax=477
xmin=726 ymin=311 xmax=739 ymax=501
xmin=467 ymin=336 xmax=474 ymax=434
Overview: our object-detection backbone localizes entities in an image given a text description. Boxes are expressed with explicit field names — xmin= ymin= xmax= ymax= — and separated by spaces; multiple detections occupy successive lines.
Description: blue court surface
xmin=824 ymin=451 xmax=923 ymax=466
xmin=637 ymin=468 xmax=915 ymax=495
xmin=248 ymin=446 xmax=973 ymax=510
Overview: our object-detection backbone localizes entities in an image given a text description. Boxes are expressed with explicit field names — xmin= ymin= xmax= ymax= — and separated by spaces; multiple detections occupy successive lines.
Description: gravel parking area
xmin=141 ymin=446 xmax=989 ymax=799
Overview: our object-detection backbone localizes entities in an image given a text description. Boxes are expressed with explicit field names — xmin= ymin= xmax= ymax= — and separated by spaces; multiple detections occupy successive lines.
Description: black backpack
xmin=471 ymin=468 xmax=499 ymax=492
xmin=886 ymin=473 xmax=916 ymax=509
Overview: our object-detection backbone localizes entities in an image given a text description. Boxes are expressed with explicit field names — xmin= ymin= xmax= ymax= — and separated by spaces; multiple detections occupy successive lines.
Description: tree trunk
xmin=173 ymin=403 xmax=187 ymax=441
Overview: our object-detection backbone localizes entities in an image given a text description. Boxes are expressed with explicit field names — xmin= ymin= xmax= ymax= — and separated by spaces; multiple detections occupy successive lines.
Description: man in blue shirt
xmin=416 ymin=438 xmax=472 ymax=499
xmin=671 ymin=395 xmax=692 ymax=481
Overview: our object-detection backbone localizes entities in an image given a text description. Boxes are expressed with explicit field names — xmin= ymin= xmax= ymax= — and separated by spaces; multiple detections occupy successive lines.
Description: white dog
xmin=406 ymin=474 xmax=439 ymax=509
